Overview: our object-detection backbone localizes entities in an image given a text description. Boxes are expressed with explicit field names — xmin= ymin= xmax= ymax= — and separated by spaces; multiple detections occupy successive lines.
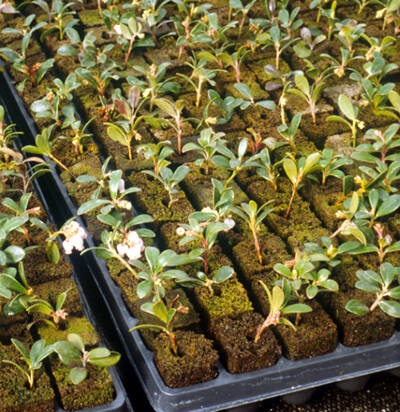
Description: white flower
xmin=117 ymin=231 xmax=144 ymax=260
xmin=223 ymin=218 xmax=235 ymax=231
xmin=176 ymin=226 xmax=186 ymax=236
xmin=118 ymin=179 xmax=126 ymax=193
xmin=62 ymin=221 xmax=87 ymax=254
xmin=113 ymin=25 xmax=122 ymax=35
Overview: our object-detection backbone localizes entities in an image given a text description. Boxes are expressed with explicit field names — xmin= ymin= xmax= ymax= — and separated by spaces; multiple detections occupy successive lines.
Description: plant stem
xmin=251 ymin=227 xmax=262 ymax=264
xmin=124 ymin=37 xmax=134 ymax=67
xmin=285 ymin=184 xmax=298 ymax=219
xmin=370 ymin=288 xmax=387 ymax=312
xmin=195 ymin=78 xmax=204 ymax=108
xmin=49 ymin=155 xmax=76 ymax=179
xmin=111 ymin=249 xmax=138 ymax=279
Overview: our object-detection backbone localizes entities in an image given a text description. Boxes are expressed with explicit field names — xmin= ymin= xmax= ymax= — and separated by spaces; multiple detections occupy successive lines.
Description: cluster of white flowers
xmin=114 ymin=199 xmax=132 ymax=210
xmin=117 ymin=231 xmax=145 ymax=260
xmin=62 ymin=221 xmax=87 ymax=254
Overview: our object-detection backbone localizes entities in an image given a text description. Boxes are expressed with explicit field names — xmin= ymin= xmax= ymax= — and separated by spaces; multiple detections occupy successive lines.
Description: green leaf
xmin=4 ymin=245 xmax=25 ymax=263
xmin=338 ymin=94 xmax=355 ymax=121
xmin=213 ymin=266 xmax=234 ymax=283
xmin=274 ymin=263 xmax=292 ymax=278
xmin=70 ymin=367 xmax=87 ymax=384
xmin=137 ymin=280 xmax=152 ymax=298
xmin=0 ymin=273 xmax=26 ymax=294
xmin=88 ymin=350 xmax=120 ymax=367
xmin=294 ymin=74 xmax=310 ymax=96
xmin=77 ymin=199 xmax=109 ymax=215
xmin=283 ymin=158 xmax=297 ymax=184
xmin=107 ymin=124 xmax=128 ymax=146
xmin=376 ymin=195 xmax=400 ymax=218
xmin=345 ymin=299 xmax=368 ymax=316
xmin=67 ymin=333 xmax=85 ymax=352
xmin=152 ymin=300 xmax=168 ymax=324
xmin=379 ymin=300 xmax=400 ymax=318
xmin=234 ymin=82 xmax=253 ymax=101
xmin=47 ymin=241 xmax=60 ymax=265
xmin=306 ymin=284 xmax=319 ymax=299
xmin=388 ymin=286 xmax=400 ymax=300
xmin=388 ymin=90 xmax=400 ymax=112
xmin=282 ymin=303 xmax=312 ymax=314
xmin=256 ymin=100 xmax=275 ymax=110
xmin=10 ymin=339 xmax=30 ymax=363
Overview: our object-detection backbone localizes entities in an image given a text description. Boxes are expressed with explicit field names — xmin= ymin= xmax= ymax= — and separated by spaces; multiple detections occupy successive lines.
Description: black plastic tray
xmin=2 ymin=62 xmax=400 ymax=412
xmin=0 ymin=73 xmax=133 ymax=412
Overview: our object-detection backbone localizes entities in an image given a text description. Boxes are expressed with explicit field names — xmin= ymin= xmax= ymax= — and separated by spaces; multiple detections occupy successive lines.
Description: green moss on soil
xmin=195 ymin=278 xmax=253 ymax=330
xmin=213 ymin=311 xmax=281 ymax=373
xmin=0 ymin=343 xmax=55 ymax=412
xmin=37 ymin=317 xmax=100 ymax=347
xmin=50 ymin=358 xmax=114 ymax=410
xmin=153 ymin=330 xmax=219 ymax=388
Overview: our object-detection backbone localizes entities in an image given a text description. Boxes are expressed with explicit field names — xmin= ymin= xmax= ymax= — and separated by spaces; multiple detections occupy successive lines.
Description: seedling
xmin=344 ymin=223 xmax=400 ymax=266
xmin=30 ymin=73 xmax=81 ymax=127
xmin=330 ymin=192 xmax=367 ymax=245
xmin=0 ymin=17 xmax=54 ymax=91
xmin=254 ymin=282 xmax=311 ymax=343
xmin=287 ymin=74 xmax=326 ymax=125
xmin=33 ymin=0 xmax=79 ymax=41
xmin=27 ymin=289 xmax=71 ymax=329
xmin=311 ymin=148 xmax=352 ymax=186
xmin=22 ymin=125 xmax=76 ymax=179
xmin=53 ymin=333 xmax=120 ymax=384
xmin=327 ymin=94 xmax=365 ymax=147
xmin=178 ymin=56 xmax=224 ymax=108
xmin=112 ymin=17 xmax=145 ymax=66
xmin=349 ymin=53 xmax=398 ymax=112
xmin=137 ymin=141 xmax=173 ymax=174
xmin=233 ymin=82 xmax=276 ymax=111
xmin=129 ymin=63 xmax=181 ymax=110
xmin=2 ymin=192 xmax=41 ymax=244
xmin=277 ymin=113 xmax=302 ymax=152
xmin=273 ymin=253 xmax=338 ymax=324
xmin=293 ymin=27 xmax=326 ymax=59
xmin=282 ymin=152 xmax=321 ymax=218
xmin=353 ymin=188 xmax=400 ymax=227
xmin=178 ymin=211 xmax=233 ymax=276
xmin=58 ymin=31 xmax=118 ymax=105
xmin=352 ymin=123 xmax=400 ymax=166
xmin=230 ymin=200 xmax=275 ymax=264
xmin=129 ymin=246 xmax=200 ymax=301
xmin=346 ymin=263 xmax=400 ymax=317
xmin=213 ymin=137 xmax=263 ymax=189
xmin=334 ymin=19 xmax=365 ymax=55
xmin=229 ymin=0 xmax=256 ymax=38
xmin=263 ymin=23 xmax=299 ymax=69
xmin=256 ymin=147 xmax=282 ymax=191
xmin=105 ymin=86 xmax=148 ymax=161
xmin=0 ymin=262 xmax=35 ymax=316
xmin=78 ymin=170 xmax=140 ymax=216
xmin=2 ymin=339 xmax=54 ymax=389
xmin=152 ymin=98 xmax=196 ymax=154
xmin=129 ymin=299 xmax=185 ymax=355
xmin=143 ymin=165 xmax=189 ymax=206
xmin=0 ymin=105 xmax=23 ymax=161
xmin=182 ymin=128 xmax=226 ymax=175
xmin=321 ymin=47 xmax=363 ymax=78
